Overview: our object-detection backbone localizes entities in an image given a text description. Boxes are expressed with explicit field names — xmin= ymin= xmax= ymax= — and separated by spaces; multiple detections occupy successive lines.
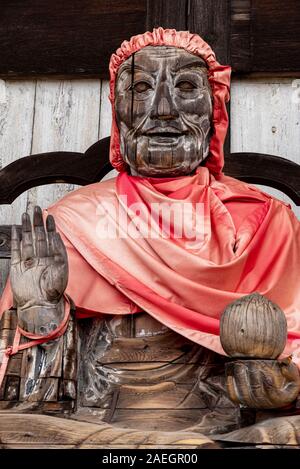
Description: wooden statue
xmin=1 ymin=41 xmax=300 ymax=449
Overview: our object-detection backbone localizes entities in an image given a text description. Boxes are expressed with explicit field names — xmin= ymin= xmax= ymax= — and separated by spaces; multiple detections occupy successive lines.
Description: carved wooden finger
xmin=225 ymin=359 xmax=300 ymax=409
xmin=46 ymin=214 xmax=57 ymax=257
xmin=10 ymin=225 xmax=21 ymax=265
xmin=33 ymin=205 xmax=48 ymax=258
xmin=21 ymin=212 xmax=34 ymax=261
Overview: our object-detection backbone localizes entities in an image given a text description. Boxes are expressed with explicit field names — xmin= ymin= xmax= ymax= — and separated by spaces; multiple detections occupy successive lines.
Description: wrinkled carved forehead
xmin=117 ymin=45 xmax=208 ymax=79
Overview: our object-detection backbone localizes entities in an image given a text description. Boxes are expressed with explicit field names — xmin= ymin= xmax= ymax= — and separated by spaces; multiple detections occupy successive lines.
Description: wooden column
xmin=146 ymin=0 xmax=188 ymax=30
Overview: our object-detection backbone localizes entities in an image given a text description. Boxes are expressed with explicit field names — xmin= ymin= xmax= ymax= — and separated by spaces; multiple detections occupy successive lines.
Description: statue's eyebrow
xmin=118 ymin=63 xmax=155 ymax=77
xmin=175 ymin=61 xmax=207 ymax=72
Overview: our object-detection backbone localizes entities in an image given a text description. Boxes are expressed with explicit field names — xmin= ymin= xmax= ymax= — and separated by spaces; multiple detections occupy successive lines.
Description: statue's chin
xmin=130 ymin=164 xmax=198 ymax=178
xmin=123 ymin=135 xmax=205 ymax=178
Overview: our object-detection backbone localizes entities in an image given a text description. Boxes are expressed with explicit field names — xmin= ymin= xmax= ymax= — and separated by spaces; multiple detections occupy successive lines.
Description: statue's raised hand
xmin=10 ymin=206 xmax=68 ymax=335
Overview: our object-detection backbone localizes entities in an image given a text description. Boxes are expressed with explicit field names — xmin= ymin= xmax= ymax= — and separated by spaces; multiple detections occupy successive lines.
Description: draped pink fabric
xmin=1 ymin=28 xmax=300 ymax=364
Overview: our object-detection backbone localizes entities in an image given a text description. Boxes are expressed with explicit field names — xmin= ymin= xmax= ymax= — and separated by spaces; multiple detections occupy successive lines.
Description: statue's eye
xmin=176 ymin=81 xmax=196 ymax=91
xmin=133 ymin=81 xmax=152 ymax=93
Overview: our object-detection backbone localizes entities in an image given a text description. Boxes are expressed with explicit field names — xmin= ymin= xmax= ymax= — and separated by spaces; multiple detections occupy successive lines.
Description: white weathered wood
xmin=0 ymin=80 xmax=36 ymax=291
xmin=0 ymin=79 xmax=102 ymax=292
xmin=27 ymin=79 xmax=101 ymax=212
xmin=0 ymin=80 xmax=36 ymax=223
xmin=231 ymin=77 xmax=300 ymax=218
xmin=99 ymin=80 xmax=111 ymax=139
xmin=99 ymin=80 xmax=118 ymax=181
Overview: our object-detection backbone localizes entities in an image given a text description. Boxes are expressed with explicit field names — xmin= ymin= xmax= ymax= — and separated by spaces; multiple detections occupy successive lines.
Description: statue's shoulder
xmin=48 ymin=177 xmax=118 ymax=211
xmin=219 ymin=175 xmax=299 ymax=228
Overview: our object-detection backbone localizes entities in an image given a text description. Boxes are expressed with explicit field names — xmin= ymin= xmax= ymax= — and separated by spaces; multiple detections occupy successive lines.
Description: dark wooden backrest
xmin=0 ymin=137 xmax=299 ymax=258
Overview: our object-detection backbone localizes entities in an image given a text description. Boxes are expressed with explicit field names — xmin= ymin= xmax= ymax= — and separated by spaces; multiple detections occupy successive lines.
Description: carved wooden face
xmin=115 ymin=46 xmax=213 ymax=177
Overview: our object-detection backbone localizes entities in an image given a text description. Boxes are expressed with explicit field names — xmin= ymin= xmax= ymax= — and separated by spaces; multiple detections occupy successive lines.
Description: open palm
xmin=10 ymin=206 xmax=68 ymax=315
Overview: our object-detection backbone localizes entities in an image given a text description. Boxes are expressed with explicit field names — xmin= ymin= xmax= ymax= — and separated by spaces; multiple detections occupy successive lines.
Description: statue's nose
xmin=150 ymin=83 xmax=179 ymax=120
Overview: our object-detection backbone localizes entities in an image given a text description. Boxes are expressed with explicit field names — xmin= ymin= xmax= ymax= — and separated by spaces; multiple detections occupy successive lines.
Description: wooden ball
xmin=220 ymin=293 xmax=287 ymax=359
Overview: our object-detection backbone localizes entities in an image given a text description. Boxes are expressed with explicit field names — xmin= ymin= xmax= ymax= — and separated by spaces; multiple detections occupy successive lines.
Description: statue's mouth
xmin=143 ymin=128 xmax=186 ymax=144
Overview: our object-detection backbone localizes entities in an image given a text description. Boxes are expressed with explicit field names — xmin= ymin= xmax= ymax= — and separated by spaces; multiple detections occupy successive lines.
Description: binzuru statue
xmin=1 ymin=28 xmax=300 ymax=448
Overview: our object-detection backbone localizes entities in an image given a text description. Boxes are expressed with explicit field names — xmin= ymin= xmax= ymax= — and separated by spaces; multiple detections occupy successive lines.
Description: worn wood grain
xmin=98 ymin=80 xmax=112 ymax=140
xmin=213 ymin=415 xmax=300 ymax=446
xmin=0 ymin=310 xmax=18 ymax=399
xmin=4 ymin=376 xmax=20 ymax=401
xmin=220 ymin=293 xmax=287 ymax=359
xmin=77 ymin=313 xmax=238 ymax=431
xmin=109 ymin=407 xmax=239 ymax=434
xmin=0 ymin=303 xmax=77 ymax=407
xmin=1 ymin=1 xmax=299 ymax=78
xmin=230 ymin=0 xmax=252 ymax=72
xmin=225 ymin=359 xmax=300 ymax=409
xmin=250 ymin=0 xmax=300 ymax=74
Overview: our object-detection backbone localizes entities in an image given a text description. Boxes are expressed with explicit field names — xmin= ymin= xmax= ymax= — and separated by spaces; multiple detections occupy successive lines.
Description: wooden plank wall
xmin=0 ymin=77 xmax=299 ymax=292
xmin=0 ymin=78 xmax=112 ymax=291
xmin=231 ymin=77 xmax=300 ymax=218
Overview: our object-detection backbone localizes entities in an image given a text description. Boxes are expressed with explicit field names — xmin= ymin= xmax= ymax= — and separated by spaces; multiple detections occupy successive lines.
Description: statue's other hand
xmin=10 ymin=206 xmax=68 ymax=334
xmin=226 ymin=359 xmax=300 ymax=409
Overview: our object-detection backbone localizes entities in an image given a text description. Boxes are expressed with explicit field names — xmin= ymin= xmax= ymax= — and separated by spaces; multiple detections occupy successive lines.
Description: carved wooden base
xmin=2 ymin=310 xmax=300 ymax=447
xmin=1 ymin=412 xmax=300 ymax=448
xmin=0 ymin=413 xmax=219 ymax=449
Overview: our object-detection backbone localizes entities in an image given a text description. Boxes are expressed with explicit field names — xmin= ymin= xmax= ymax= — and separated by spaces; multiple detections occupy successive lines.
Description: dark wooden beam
xmin=231 ymin=0 xmax=300 ymax=73
xmin=230 ymin=0 xmax=252 ymax=73
xmin=0 ymin=0 xmax=147 ymax=79
xmin=1 ymin=0 xmax=299 ymax=77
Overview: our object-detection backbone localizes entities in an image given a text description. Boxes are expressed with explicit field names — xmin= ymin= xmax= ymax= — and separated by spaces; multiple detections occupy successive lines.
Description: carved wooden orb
xmin=220 ymin=293 xmax=287 ymax=359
